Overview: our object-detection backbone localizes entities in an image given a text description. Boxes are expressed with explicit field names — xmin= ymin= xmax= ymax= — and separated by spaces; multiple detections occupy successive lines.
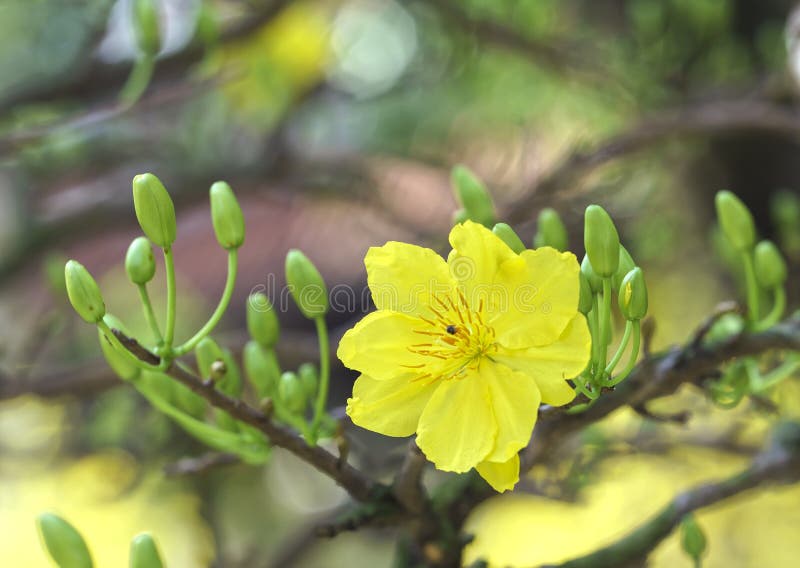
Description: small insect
xmin=446 ymin=324 xmax=458 ymax=335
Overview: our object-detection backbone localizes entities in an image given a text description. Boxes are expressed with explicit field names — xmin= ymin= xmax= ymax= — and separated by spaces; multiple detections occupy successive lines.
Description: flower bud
xmin=754 ymin=240 xmax=787 ymax=288
xmin=65 ymin=260 xmax=106 ymax=323
xmin=243 ymin=340 xmax=281 ymax=399
xmin=533 ymin=208 xmax=568 ymax=251
xmin=680 ymin=514 xmax=707 ymax=564
xmin=130 ymin=533 xmax=164 ymax=568
xmin=451 ymin=165 xmax=495 ymax=227
xmin=492 ymin=223 xmax=525 ymax=254
xmin=132 ymin=173 xmax=176 ymax=249
xmin=285 ymin=250 xmax=329 ymax=318
xmin=618 ymin=267 xmax=648 ymax=321
xmin=715 ymin=190 xmax=755 ymax=251
xmin=247 ymin=293 xmax=279 ymax=348
xmin=125 ymin=237 xmax=156 ymax=285
xmin=298 ymin=362 xmax=318 ymax=399
xmin=98 ymin=314 xmax=140 ymax=381
xmin=578 ymin=270 xmax=593 ymax=315
xmin=279 ymin=371 xmax=307 ymax=414
xmin=195 ymin=337 xmax=224 ymax=379
xmin=133 ymin=0 xmax=161 ymax=57
xmin=218 ymin=348 xmax=243 ymax=398
xmin=580 ymin=255 xmax=602 ymax=294
xmin=209 ymin=181 xmax=245 ymax=250
xmin=611 ymin=246 xmax=635 ymax=292
xmin=584 ymin=204 xmax=620 ymax=277
xmin=37 ymin=513 xmax=93 ymax=568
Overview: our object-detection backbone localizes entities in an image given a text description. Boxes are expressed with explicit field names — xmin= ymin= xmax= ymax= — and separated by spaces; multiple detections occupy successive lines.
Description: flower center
xmin=405 ymin=288 xmax=497 ymax=382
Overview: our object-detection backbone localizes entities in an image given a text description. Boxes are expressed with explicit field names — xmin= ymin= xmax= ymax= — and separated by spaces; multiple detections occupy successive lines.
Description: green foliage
xmin=37 ymin=513 xmax=93 ymax=568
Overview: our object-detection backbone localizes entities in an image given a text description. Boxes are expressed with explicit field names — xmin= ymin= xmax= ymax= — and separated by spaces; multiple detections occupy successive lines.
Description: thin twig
xmin=163 ymin=452 xmax=240 ymax=476
xmin=392 ymin=441 xmax=428 ymax=514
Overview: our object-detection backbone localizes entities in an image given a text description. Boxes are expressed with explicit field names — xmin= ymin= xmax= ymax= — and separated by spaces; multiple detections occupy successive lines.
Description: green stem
xmin=588 ymin=296 xmax=600 ymax=374
xmin=97 ymin=320 xmax=161 ymax=372
xmin=309 ymin=315 xmax=331 ymax=444
xmin=120 ymin=55 xmax=155 ymax=107
xmin=137 ymin=283 xmax=163 ymax=344
xmin=754 ymin=287 xmax=786 ymax=331
xmin=740 ymin=251 xmax=760 ymax=325
xmin=752 ymin=353 xmax=800 ymax=393
xmin=594 ymin=278 xmax=612 ymax=382
xmin=163 ymin=247 xmax=177 ymax=349
xmin=608 ymin=320 xmax=641 ymax=386
xmin=605 ymin=320 xmax=632 ymax=377
xmin=174 ymin=250 xmax=238 ymax=356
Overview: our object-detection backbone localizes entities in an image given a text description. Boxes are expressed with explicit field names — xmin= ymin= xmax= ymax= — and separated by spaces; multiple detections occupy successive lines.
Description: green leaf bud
xmin=578 ymin=270 xmax=593 ymax=315
xmin=754 ymin=240 xmax=787 ymax=288
xmin=278 ymin=371 xmax=307 ymax=414
xmin=611 ymin=246 xmax=636 ymax=292
xmin=247 ymin=292 xmax=280 ymax=348
xmin=298 ymin=362 xmax=318 ymax=399
xmin=715 ymin=190 xmax=755 ymax=251
xmin=581 ymin=255 xmax=603 ymax=294
xmin=129 ymin=533 xmax=164 ymax=568
xmin=37 ymin=513 xmax=93 ymax=568
xmin=218 ymin=348 xmax=243 ymax=398
xmin=243 ymin=340 xmax=281 ymax=399
xmin=533 ymin=208 xmax=568 ymax=251
xmin=195 ymin=337 xmax=224 ymax=380
xmin=285 ymin=250 xmax=329 ymax=318
xmin=125 ymin=237 xmax=156 ymax=285
xmin=132 ymin=173 xmax=176 ymax=249
xmin=450 ymin=165 xmax=495 ymax=227
xmin=618 ymin=267 xmax=648 ymax=321
xmin=583 ymin=204 xmax=620 ymax=277
xmin=680 ymin=514 xmax=707 ymax=563
xmin=98 ymin=314 xmax=140 ymax=381
xmin=133 ymin=0 xmax=161 ymax=57
xmin=209 ymin=181 xmax=245 ymax=250
xmin=491 ymin=223 xmax=525 ymax=254
xmin=65 ymin=260 xmax=106 ymax=323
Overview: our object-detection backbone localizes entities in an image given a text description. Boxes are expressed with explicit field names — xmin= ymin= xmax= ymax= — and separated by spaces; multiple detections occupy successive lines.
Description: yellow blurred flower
xmin=339 ymin=221 xmax=590 ymax=491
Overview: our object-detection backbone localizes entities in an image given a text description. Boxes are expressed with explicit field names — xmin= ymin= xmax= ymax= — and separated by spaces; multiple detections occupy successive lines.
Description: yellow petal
xmin=491 ymin=247 xmax=581 ymax=348
xmin=365 ymin=242 xmax=453 ymax=315
xmin=484 ymin=363 xmax=541 ymax=463
xmin=346 ymin=374 xmax=438 ymax=437
xmin=476 ymin=454 xmax=520 ymax=493
xmin=337 ymin=310 xmax=438 ymax=380
xmin=416 ymin=374 xmax=496 ymax=472
xmin=495 ymin=315 xmax=591 ymax=406
xmin=448 ymin=221 xmax=516 ymax=298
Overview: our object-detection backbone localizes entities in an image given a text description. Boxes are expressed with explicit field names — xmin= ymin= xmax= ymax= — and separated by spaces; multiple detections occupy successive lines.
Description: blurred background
xmin=2 ymin=0 xmax=800 ymax=566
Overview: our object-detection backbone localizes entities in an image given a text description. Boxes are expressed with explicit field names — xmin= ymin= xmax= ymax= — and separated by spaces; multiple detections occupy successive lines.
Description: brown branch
xmin=392 ymin=441 xmax=428 ymax=514
xmin=110 ymin=329 xmax=385 ymax=504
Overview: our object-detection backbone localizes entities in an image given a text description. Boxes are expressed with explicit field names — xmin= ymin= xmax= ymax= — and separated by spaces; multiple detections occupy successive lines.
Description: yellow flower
xmin=338 ymin=221 xmax=591 ymax=492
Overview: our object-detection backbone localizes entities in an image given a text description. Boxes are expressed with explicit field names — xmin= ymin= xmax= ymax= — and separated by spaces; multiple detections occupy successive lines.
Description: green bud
xmin=581 ymin=255 xmax=603 ymax=294
xmin=209 ymin=181 xmax=245 ymax=250
xmin=129 ymin=533 xmax=164 ymax=568
xmin=218 ymin=348 xmax=243 ymax=398
xmin=715 ymin=190 xmax=755 ymax=251
xmin=754 ymin=240 xmax=787 ymax=288
xmin=285 ymin=250 xmax=329 ymax=318
xmin=133 ymin=0 xmax=161 ymax=57
xmin=125 ymin=237 xmax=156 ymax=285
xmin=132 ymin=173 xmax=176 ymax=249
xmin=98 ymin=314 xmax=140 ymax=381
xmin=247 ymin=293 xmax=280 ymax=348
xmin=680 ymin=514 xmax=707 ymax=563
xmin=279 ymin=371 xmax=306 ymax=414
xmin=584 ymin=204 xmax=620 ymax=278
xmin=195 ymin=337 xmax=224 ymax=379
xmin=65 ymin=260 xmax=106 ymax=323
xmin=450 ymin=165 xmax=495 ymax=227
xmin=611 ymin=246 xmax=636 ymax=292
xmin=578 ymin=270 xmax=593 ymax=315
xmin=618 ymin=267 xmax=648 ymax=321
xmin=243 ymin=340 xmax=281 ymax=399
xmin=37 ymin=513 xmax=93 ymax=568
xmin=298 ymin=362 xmax=318 ymax=399
xmin=533 ymin=208 xmax=568 ymax=251
xmin=492 ymin=223 xmax=525 ymax=254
